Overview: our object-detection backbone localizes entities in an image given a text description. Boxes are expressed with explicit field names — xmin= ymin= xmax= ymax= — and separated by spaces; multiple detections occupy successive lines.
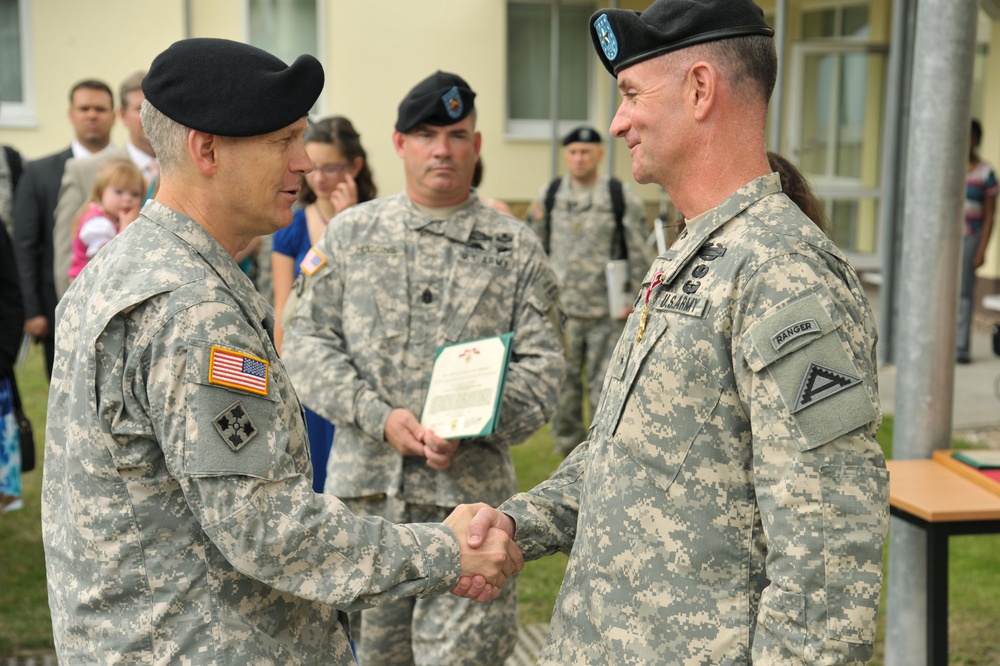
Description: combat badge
xmin=792 ymin=362 xmax=862 ymax=414
xmin=213 ymin=401 xmax=259 ymax=452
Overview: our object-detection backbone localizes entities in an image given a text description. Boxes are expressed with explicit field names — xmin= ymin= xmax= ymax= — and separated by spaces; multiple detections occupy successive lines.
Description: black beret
xmin=590 ymin=0 xmax=774 ymax=77
xmin=395 ymin=71 xmax=476 ymax=133
xmin=142 ymin=38 xmax=324 ymax=137
xmin=562 ymin=126 xmax=603 ymax=146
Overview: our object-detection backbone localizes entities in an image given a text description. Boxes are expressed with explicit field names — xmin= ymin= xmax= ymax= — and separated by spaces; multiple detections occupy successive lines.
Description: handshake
xmin=444 ymin=503 xmax=523 ymax=603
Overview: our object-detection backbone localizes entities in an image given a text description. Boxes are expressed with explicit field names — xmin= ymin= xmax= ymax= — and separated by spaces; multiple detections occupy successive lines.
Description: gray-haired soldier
xmin=41 ymin=40 xmax=521 ymax=665
xmin=283 ymin=71 xmax=564 ymax=665
xmin=462 ymin=0 xmax=889 ymax=663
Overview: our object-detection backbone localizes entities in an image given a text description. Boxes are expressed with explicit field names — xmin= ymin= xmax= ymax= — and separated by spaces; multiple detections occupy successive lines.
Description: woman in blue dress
xmin=272 ymin=116 xmax=377 ymax=492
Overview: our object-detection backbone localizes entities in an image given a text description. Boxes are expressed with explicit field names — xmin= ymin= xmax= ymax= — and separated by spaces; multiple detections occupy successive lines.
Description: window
xmin=246 ymin=0 xmax=321 ymax=114
xmin=506 ymin=1 xmax=594 ymax=139
xmin=789 ymin=4 xmax=887 ymax=262
xmin=0 ymin=0 xmax=34 ymax=128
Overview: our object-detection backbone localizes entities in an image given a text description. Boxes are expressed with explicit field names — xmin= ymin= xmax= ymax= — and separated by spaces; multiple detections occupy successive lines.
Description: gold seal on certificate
xmin=420 ymin=332 xmax=514 ymax=439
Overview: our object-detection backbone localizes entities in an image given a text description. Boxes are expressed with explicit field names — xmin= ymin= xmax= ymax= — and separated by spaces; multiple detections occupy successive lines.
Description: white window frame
xmin=505 ymin=0 xmax=595 ymax=141
xmin=0 ymin=0 xmax=36 ymax=129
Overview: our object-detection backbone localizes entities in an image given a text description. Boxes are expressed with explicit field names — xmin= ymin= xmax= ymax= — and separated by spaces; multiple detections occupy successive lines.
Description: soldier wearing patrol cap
xmin=464 ymin=0 xmax=889 ymax=663
xmin=41 ymin=41 xmax=524 ymax=665
xmin=283 ymin=71 xmax=565 ymax=665
xmin=526 ymin=125 xmax=654 ymax=457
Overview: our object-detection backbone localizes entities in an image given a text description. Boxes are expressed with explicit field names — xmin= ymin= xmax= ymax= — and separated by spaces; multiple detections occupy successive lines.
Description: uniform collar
xmin=402 ymin=192 xmax=478 ymax=243
xmin=660 ymin=173 xmax=781 ymax=287
xmin=142 ymin=200 xmax=271 ymax=325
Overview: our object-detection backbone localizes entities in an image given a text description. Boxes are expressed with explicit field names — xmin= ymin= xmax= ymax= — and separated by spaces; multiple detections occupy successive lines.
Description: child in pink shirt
xmin=68 ymin=159 xmax=144 ymax=281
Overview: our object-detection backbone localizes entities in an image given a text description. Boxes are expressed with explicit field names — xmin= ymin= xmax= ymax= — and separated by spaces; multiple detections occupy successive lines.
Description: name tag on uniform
xmin=655 ymin=292 xmax=708 ymax=317
xmin=771 ymin=318 xmax=820 ymax=352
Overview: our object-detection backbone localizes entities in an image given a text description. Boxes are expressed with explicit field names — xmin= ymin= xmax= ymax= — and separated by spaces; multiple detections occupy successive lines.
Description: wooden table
xmin=886 ymin=457 xmax=1000 ymax=665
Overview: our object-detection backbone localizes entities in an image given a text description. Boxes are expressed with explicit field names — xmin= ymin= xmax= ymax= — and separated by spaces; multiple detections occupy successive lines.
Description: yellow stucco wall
xmin=0 ymin=1 xmax=186 ymax=159
xmin=1 ymin=0 xmax=995 ymax=264
xmin=978 ymin=18 xmax=1000 ymax=280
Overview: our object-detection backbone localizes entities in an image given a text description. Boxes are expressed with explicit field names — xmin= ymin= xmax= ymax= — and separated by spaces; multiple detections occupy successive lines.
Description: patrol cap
xmin=562 ymin=126 xmax=603 ymax=146
xmin=395 ymin=71 xmax=476 ymax=133
xmin=590 ymin=0 xmax=774 ymax=77
xmin=142 ymin=38 xmax=324 ymax=137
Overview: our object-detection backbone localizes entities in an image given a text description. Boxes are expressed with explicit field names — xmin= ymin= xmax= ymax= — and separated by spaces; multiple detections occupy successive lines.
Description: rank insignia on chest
xmin=300 ymin=247 xmax=327 ymax=276
xmin=213 ymin=401 xmax=259 ymax=452
xmin=208 ymin=346 xmax=269 ymax=396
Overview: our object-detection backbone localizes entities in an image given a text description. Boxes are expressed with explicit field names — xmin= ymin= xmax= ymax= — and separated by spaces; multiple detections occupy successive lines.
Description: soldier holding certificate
xmin=283 ymin=71 xmax=564 ymax=665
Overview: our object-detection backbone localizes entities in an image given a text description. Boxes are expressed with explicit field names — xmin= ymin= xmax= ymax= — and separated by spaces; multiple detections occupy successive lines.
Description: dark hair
xmin=299 ymin=116 xmax=377 ymax=205
xmin=768 ymin=151 xmax=828 ymax=236
xmin=972 ymin=118 xmax=982 ymax=145
xmin=69 ymin=79 xmax=114 ymax=107
xmin=705 ymin=35 xmax=777 ymax=105
xmin=472 ymin=158 xmax=484 ymax=188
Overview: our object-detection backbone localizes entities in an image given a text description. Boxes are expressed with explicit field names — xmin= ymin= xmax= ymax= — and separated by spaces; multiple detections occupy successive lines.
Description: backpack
xmin=541 ymin=176 xmax=627 ymax=260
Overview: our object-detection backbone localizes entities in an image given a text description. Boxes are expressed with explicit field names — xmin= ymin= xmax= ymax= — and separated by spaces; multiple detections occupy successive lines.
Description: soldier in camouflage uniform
xmin=526 ymin=126 xmax=654 ymax=456
xmin=461 ymin=1 xmax=890 ymax=663
xmin=282 ymin=71 xmax=564 ymax=666
xmin=41 ymin=40 xmax=522 ymax=665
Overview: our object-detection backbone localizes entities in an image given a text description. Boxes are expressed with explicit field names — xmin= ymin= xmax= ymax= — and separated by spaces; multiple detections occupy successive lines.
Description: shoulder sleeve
xmin=731 ymin=254 xmax=888 ymax=663
xmin=142 ymin=297 xmax=461 ymax=609
xmin=985 ymin=164 xmax=999 ymax=195
xmin=482 ymin=224 xmax=565 ymax=445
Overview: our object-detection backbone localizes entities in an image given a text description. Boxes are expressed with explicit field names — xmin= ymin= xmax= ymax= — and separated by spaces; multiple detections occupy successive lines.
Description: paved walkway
xmin=867 ymin=283 xmax=1000 ymax=432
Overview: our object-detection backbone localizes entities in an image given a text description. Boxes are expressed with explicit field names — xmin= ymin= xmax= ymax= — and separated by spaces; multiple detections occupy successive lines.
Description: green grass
xmin=0 ymin=342 xmax=53 ymax=657
xmin=4 ymin=348 xmax=1000 ymax=662
xmin=510 ymin=425 xmax=569 ymax=626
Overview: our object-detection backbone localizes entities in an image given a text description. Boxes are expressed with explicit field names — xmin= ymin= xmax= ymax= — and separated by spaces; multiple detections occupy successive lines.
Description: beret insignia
xmin=442 ymin=86 xmax=464 ymax=120
xmin=594 ymin=14 xmax=619 ymax=61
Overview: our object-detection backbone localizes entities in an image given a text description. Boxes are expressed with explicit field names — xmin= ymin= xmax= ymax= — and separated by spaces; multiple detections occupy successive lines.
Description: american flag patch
xmin=208 ymin=346 xmax=269 ymax=396
xmin=300 ymin=247 xmax=327 ymax=276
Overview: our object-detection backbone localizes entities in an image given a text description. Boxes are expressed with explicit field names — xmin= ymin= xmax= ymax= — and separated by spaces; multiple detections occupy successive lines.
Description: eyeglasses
xmin=311 ymin=162 xmax=350 ymax=177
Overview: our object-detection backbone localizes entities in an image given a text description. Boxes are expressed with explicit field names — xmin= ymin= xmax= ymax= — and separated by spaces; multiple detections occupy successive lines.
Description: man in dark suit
xmin=13 ymin=79 xmax=115 ymax=376
xmin=53 ymin=71 xmax=156 ymax=299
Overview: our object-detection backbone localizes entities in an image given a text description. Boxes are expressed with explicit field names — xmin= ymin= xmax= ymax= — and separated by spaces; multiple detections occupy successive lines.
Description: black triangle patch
xmin=792 ymin=362 xmax=862 ymax=414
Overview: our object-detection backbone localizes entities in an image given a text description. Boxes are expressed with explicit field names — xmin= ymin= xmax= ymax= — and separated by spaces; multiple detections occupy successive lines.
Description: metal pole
xmin=549 ymin=0 xmax=561 ymax=179
xmin=876 ymin=0 xmax=918 ymax=366
xmin=885 ymin=2 xmax=978 ymax=664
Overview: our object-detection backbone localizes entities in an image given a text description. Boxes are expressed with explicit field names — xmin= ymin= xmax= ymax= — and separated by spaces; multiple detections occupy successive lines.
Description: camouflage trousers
xmin=341 ymin=496 xmax=518 ymax=666
xmin=551 ymin=315 xmax=624 ymax=456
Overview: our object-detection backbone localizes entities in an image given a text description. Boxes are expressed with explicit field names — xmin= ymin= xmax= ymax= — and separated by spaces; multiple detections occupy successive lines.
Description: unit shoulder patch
xmin=792 ymin=362 xmax=862 ymax=414
xmin=212 ymin=400 xmax=259 ymax=452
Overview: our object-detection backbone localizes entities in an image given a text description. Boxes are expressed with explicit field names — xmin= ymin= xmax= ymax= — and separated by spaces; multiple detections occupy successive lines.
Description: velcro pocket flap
xmin=742 ymin=291 xmax=840 ymax=372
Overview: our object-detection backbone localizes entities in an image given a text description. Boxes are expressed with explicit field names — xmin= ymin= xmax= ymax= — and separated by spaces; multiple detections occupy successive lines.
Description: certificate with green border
xmin=420 ymin=332 xmax=514 ymax=439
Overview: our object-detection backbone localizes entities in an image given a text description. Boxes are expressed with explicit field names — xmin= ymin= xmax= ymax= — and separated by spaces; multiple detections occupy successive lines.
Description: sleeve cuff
xmin=404 ymin=522 xmax=462 ymax=597
xmin=357 ymin=393 xmax=393 ymax=442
